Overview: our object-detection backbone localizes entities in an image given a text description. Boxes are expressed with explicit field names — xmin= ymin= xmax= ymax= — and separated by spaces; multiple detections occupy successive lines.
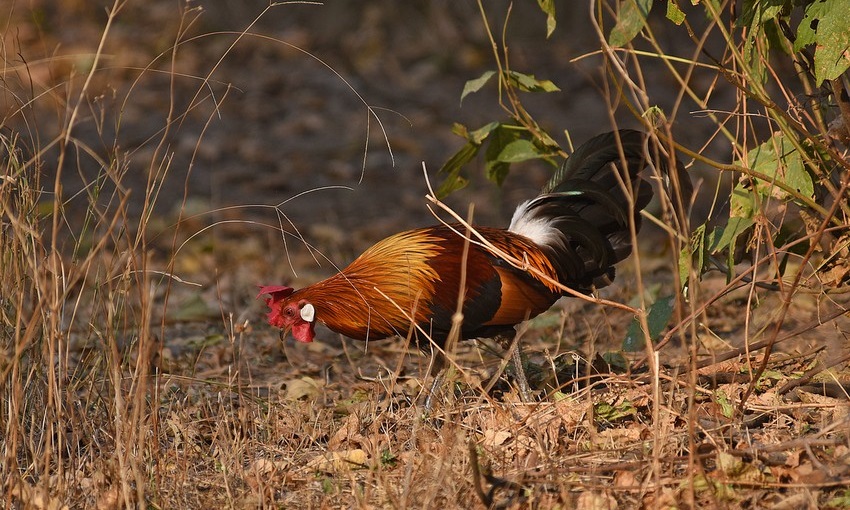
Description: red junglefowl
xmin=259 ymin=130 xmax=690 ymax=399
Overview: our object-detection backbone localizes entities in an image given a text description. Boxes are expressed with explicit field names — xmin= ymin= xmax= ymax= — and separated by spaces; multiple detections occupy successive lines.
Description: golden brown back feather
xmin=290 ymin=224 xmax=561 ymax=344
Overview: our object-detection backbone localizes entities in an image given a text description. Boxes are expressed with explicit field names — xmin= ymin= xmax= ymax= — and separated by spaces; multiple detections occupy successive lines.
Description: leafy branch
xmin=435 ymin=1 xmax=564 ymax=198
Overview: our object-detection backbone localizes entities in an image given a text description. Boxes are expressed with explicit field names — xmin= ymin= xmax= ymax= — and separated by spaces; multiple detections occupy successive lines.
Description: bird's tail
xmin=508 ymin=129 xmax=691 ymax=292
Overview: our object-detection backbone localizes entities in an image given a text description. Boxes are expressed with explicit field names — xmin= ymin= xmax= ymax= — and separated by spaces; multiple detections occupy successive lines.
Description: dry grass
xmin=2 ymin=1 xmax=850 ymax=509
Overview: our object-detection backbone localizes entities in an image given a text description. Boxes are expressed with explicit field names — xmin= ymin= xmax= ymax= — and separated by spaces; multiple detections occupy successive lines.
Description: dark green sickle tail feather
xmin=509 ymin=129 xmax=691 ymax=292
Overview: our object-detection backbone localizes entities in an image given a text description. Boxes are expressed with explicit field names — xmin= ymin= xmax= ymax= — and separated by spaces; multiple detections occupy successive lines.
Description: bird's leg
xmin=423 ymin=368 xmax=444 ymax=412
xmin=509 ymin=340 xmax=533 ymax=402
xmin=487 ymin=333 xmax=533 ymax=401
xmin=505 ymin=333 xmax=533 ymax=402
xmin=423 ymin=351 xmax=446 ymax=412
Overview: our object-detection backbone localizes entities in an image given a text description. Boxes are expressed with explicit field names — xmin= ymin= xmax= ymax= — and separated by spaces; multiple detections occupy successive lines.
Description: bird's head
xmin=257 ymin=285 xmax=316 ymax=343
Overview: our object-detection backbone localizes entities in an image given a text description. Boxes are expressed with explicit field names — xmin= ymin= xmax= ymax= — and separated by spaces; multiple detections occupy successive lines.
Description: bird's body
xmin=260 ymin=130 xmax=689 ymax=353
xmin=274 ymin=224 xmax=562 ymax=343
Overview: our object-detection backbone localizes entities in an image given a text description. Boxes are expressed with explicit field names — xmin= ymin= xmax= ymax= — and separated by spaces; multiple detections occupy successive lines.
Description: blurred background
xmin=3 ymin=0 xmax=714 ymax=249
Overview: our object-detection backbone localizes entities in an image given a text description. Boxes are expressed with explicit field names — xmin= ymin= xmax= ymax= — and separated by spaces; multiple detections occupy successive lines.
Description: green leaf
xmin=495 ymin=139 xmax=541 ymax=163
xmin=826 ymin=489 xmax=850 ymax=508
xmin=714 ymin=390 xmax=734 ymax=418
xmin=483 ymin=124 xmax=518 ymax=182
xmin=466 ymin=121 xmax=501 ymax=144
xmin=594 ymin=400 xmax=637 ymax=423
xmin=552 ymin=390 xmax=570 ymax=402
xmin=505 ymin=71 xmax=560 ymax=92
xmin=450 ymin=122 xmax=469 ymax=138
xmin=745 ymin=134 xmax=815 ymax=200
xmin=435 ymin=174 xmax=469 ymax=199
xmin=794 ymin=3 xmax=817 ymax=50
xmin=795 ymin=0 xmax=850 ymax=83
xmin=666 ymin=0 xmax=685 ymax=25
xmin=380 ymin=449 xmax=398 ymax=468
xmin=735 ymin=0 xmax=787 ymax=84
xmin=783 ymin=154 xmax=814 ymax=199
xmin=609 ymin=0 xmax=653 ymax=47
xmin=646 ymin=296 xmax=675 ymax=339
xmin=486 ymin=161 xmax=510 ymax=187
xmin=729 ymin=185 xmax=757 ymax=219
xmin=435 ymin=142 xmax=479 ymax=198
xmin=705 ymin=169 xmax=761 ymax=268
xmin=709 ymin=199 xmax=754 ymax=279
xmin=537 ymin=0 xmax=557 ymax=37
xmin=679 ymin=245 xmax=692 ymax=290
xmin=460 ymin=71 xmax=496 ymax=104
xmin=601 ymin=351 xmax=629 ymax=372
xmin=484 ymin=132 xmax=554 ymax=186
xmin=711 ymin=215 xmax=755 ymax=255
xmin=622 ymin=296 xmax=675 ymax=352
xmin=764 ymin=18 xmax=790 ymax=56
xmin=736 ymin=0 xmax=786 ymax=29
xmin=437 ymin=122 xmax=503 ymax=198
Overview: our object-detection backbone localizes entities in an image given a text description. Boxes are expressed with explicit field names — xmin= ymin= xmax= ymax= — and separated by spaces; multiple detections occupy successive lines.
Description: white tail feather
xmin=508 ymin=198 xmax=562 ymax=248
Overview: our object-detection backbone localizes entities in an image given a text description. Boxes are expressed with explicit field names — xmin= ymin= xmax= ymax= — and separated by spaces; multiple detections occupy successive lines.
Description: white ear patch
xmin=300 ymin=303 xmax=315 ymax=322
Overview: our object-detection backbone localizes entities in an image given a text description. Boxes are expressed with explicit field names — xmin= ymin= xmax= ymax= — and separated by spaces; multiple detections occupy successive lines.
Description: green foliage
xmin=594 ymin=400 xmax=637 ymax=424
xmin=634 ymin=0 xmax=850 ymax=287
xmin=688 ymin=133 xmax=827 ymax=279
xmin=619 ymin=0 xmax=850 ymax=86
xmin=504 ymin=70 xmax=560 ymax=93
xmin=608 ymin=0 xmax=653 ymax=47
xmin=437 ymin=70 xmax=562 ymax=197
xmin=537 ymin=0 xmax=557 ymax=38
xmin=460 ymin=70 xmax=496 ymax=103
xmin=435 ymin=122 xmax=498 ymax=197
xmin=622 ymin=295 xmax=675 ymax=352
xmin=713 ymin=390 xmax=735 ymax=419
xmin=606 ymin=0 xmax=735 ymax=43
xmin=445 ymin=0 xmax=850 ymax=387
xmin=826 ymin=488 xmax=850 ymax=508
xmin=460 ymin=70 xmax=559 ymax=105
xmin=665 ymin=1 xmax=685 ymax=25
xmin=794 ymin=0 xmax=850 ymax=82
xmin=380 ymin=449 xmax=399 ymax=468
xmin=743 ymin=134 xmax=814 ymax=201
xmin=735 ymin=0 xmax=850 ymax=84
xmin=614 ymin=0 xmax=848 ymax=88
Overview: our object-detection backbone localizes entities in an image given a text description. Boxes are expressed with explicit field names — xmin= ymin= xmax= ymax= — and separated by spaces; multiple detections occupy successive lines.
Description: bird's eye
xmin=284 ymin=307 xmax=294 ymax=317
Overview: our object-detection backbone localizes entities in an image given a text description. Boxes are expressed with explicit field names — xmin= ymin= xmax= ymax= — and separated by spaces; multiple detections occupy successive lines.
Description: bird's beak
xmin=278 ymin=326 xmax=291 ymax=343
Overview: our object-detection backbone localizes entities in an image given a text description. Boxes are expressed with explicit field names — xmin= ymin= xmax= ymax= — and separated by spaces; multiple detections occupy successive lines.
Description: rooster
xmin=259 ymin=130 xmax=689 ymax=396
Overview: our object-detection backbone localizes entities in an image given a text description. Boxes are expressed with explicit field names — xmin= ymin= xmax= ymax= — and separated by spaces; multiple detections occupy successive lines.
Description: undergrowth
xmin=2 ymin=1 xmax=849 ymax=508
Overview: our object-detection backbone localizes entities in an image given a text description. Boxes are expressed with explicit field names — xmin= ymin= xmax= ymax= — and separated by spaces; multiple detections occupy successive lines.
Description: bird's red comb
xmin=257 ymin=285 xmax=294 ymax=304
xmin=258 ymin=285 xmax=296 ymax=329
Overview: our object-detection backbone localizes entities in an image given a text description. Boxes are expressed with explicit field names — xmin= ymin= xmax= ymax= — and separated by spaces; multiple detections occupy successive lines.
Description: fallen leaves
xmin=9 ymin=481 xmax=69 ymax=510
xmin=305 ymin=449 xmax=369 ymax=473
xmin=283 ymin=375 xmax=324 ymax=400
xmin=576 ymin=491 xmax=619 ymax=510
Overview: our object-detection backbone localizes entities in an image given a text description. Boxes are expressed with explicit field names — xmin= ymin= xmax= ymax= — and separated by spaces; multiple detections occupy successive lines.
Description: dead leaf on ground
xmin=9 ymin=480 xmax=69 ymax=510
xmin=284 ymin=376 xmax=324 ymax=400
xmin=576 ymin=491 xmax=618 ymax=510
xmin=483 ymin=428 xmax=512 ymax=448
xmin=328 ymin=411 xmax=365 ymax=449
xmin=305 ymin=449 xmax=369 ymax=474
